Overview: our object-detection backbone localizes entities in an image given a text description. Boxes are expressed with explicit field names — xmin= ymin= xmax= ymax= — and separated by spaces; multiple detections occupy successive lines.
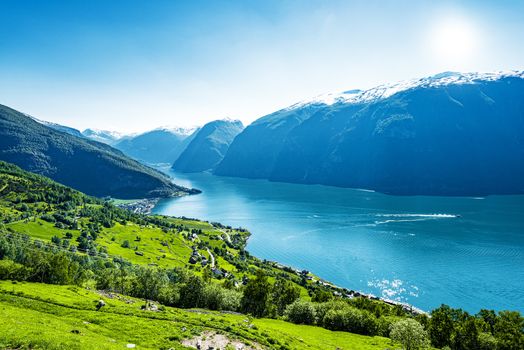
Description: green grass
xmin=8 ymin=219 xmax=63 ymax=241
xmin=0 ymin=281 xmax=396 ymax=350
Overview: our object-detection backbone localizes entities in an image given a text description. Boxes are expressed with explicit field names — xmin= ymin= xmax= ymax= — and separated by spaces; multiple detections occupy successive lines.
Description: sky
xmin=1 ymin=0 xmax=523 ymax=133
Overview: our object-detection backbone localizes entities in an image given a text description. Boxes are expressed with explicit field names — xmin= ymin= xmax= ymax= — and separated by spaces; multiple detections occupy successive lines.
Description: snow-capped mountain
xmin=287 ymin=70 xmax=524 ymax=110
xmin=153 ymin=126 xmax=199 ymax=137
xmin=216 ymin=71 xmax=524 ymax=196
xmin=113 ymin=127 xmax=200 ymax=165
xmin=28 ymin=115 xmax=84 ymax=138
xmin=82 ymin=128 xmax=125 ymax=145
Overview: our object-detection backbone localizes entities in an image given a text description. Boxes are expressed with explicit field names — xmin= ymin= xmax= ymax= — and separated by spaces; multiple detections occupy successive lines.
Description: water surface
xmin=153 ymin=171 xmax=524 ymax=313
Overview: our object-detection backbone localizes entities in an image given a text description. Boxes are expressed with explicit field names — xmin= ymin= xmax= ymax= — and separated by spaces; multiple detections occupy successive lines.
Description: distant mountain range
xmin=82 ymin=128 xmax=124 ymax=145
xmin=15 ymin=70 xmax=524 ymax=196
xmin=0 ymin=104 xmax=197 ymax=199
xmin=216 ymin=71 xmax=524 ymax=196
xmin=172 ymin=119 xmax=244 ymax=173
xmin=113 ymin=127 xmax=198 ymax=165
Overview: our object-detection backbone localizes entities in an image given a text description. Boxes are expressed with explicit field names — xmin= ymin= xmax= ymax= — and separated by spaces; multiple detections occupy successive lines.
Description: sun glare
xmin=431 ymin=16 xmax=478 ymax=64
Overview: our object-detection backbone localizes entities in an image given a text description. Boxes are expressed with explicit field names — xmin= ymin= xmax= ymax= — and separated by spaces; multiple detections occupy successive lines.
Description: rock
xmin=96 ymin=299 xmax=106 ymax=311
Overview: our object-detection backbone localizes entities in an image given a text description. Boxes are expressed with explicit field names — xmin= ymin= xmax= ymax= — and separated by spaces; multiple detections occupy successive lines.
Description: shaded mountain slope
xmin=114 ymin=127 xmax=197 ymax=165
xmin=216 ymin=71 xmax=524 ymax=195
xmin=0 ymin=104 xmax=196 ymax=198
xmin=173 ymin=119 xmax=243 ymax=173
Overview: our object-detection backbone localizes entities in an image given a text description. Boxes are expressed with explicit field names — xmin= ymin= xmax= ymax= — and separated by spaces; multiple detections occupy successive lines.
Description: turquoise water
xmin=153 ymin=171 xmax=524 ymax=313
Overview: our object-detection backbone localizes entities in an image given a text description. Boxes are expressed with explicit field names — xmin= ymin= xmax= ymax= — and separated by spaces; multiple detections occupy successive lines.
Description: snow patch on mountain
xmin=83 ymin=128 xmax=125 ymax=139
xmin=287 ymin=70 xmax=524 ymax=110
xmin=153 ymin=126 xmax=198 ymax=136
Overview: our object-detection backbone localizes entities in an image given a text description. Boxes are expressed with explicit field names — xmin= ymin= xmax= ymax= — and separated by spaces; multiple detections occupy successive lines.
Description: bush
xmin=202 ymin=283 xmax=241 ymax=311
xmin=322 ymin=308 xmax=348 ymax=331
xmin=0 ymin=259 xmax=29 ymax=280
xmin=121 ymin=240 xmax=130 ymax=248
xmin=314 ymin=300 xmax=346 ymax=324
xmin=320 ymin=304 xmax=378 ymax=336
xmin=285 ymin=300 xmax=316 ymax=325
xmin=390 ymin=318 xmax=429 ymax=350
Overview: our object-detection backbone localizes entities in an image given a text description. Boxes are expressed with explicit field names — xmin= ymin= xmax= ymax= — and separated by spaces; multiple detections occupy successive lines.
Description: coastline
xmin=146 ymin=198 xmax=428 ymax=315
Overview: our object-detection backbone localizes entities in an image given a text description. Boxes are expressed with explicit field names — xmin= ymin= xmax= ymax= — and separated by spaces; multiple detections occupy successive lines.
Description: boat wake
xmin=374 ymin=213 xmax=458 ymax=225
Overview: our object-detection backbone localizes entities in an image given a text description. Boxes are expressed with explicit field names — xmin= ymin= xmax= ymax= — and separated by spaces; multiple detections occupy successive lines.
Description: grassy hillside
xmin=0 ymin=104 xmax=196 ymax=199
xmin=0 ymin=160 xmax=404 ymax=348
xmin=0 ymin=281 xmax=395 ymax=350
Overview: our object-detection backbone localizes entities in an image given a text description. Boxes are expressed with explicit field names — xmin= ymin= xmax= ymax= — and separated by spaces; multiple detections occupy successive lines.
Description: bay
xmin=153 ymin=170 xmax=524 ymax=313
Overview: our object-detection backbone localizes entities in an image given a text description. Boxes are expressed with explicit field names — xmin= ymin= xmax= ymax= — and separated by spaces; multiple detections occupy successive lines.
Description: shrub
xmin=285 ymin=300 xmax=316 ymax=325
xmin=390 ymin=318 xmax=429 ymax=350
xmin=322 ymin=308 xmax=348 ymax=331
xmin=0 ymin=259 xmax=29 ymax=280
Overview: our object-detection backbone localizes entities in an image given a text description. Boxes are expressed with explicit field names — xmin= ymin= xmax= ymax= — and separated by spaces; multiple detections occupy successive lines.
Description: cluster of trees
xmin=284 ymin=298 xmax=401 ymax=337
xmin=422 ymin=305 xmax=524 ymax=350
xmin=283 ymin=298 xmax=523 ymax=349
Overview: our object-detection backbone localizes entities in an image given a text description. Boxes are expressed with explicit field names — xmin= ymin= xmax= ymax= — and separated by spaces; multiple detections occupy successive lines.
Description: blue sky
xmin=1 ymin=0 xmax=523 ymax=132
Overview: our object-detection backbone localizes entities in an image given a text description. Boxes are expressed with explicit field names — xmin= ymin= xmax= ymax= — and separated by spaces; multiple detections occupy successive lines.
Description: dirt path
xmin=219 ymin=229 xmax=232 ymax=244
xmin=206 ymin=247 xmax=215 ymax=268
xmin=181 ymin=331 xmax=262 ymax=350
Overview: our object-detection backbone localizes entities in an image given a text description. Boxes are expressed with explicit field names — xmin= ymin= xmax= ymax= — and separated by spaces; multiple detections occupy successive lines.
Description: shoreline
xmin=146 ymin=202 xmax=428 ymax=315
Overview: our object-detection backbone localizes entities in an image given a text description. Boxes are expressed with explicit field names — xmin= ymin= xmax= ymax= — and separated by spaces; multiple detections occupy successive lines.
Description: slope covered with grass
xmin=0 ymin=281 xmax=394 ymax=350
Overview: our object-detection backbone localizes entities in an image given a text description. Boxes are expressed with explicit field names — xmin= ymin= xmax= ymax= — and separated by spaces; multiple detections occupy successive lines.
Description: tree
xmin=452 ymin=316 xmax=480 ymax=350
xmin=136 ymin=267 xmax=167 ymax=303
xmin=390 ymin=318 xmax=430 ymax=350
xmin=478 ymin=332 xmax=498 ymax=350
xmin=272 ymin=278 xmax=301 ymax=315
xmin=51 ymin=235 xmax=61 ymax=245
xmin=240 ymin=269 xmax=270 ymax=317
xmin=494 ymin=311 xmax=524 ymax=350
xmin=179 ymin=275 xmax=204 ymax=308
xmin=429 ymin=304 xmax=454 ymax=348
xmin=312 ymin=288 xmax=332 ymax=302
xmin=477 ymin=309 xmax=497 ymax=333
xmin=322 ymin=308 xmax=348 ymax=331
xmin=285 ymin=300 xmax=316 ymax=325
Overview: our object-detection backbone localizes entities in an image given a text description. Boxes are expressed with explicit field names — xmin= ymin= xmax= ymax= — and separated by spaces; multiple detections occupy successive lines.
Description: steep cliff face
xmin=173 ymin=119 xmax=244 ymax=173
xmin=216 ymin=71 xmax=524 ymax=195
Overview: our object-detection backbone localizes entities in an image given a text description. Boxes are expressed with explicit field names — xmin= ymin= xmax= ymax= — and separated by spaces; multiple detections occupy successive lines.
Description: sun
xmin=431 ymin=16 xmax=478 ymax=64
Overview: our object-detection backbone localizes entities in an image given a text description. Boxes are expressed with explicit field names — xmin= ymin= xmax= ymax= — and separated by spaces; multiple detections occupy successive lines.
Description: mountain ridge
xmin=215 ymin=71 xmax=524 ymax=196
xmin=173 ymin=119 xmax=244 ymax=173
xmin=114 ymin=127 xmax=199 ymax=165
xmin=0 ymin=104 xmax=198 ymax=198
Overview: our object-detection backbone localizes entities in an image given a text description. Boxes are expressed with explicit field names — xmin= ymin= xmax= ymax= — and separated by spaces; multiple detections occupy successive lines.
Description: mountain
xmin=82 ymin=128 xmax=123 ymax=145
xmin=215 ymin=71 xmax=524 ymax=196
xmin=173 ymin=119 xmax=244 ymax=173
xmin=31 ymin=116 xmax=85 ymax=138
xmin=0 ymin=104 xmax=198 ymax=198
xmin=114 ymin=127 xmax=198 ymax=165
